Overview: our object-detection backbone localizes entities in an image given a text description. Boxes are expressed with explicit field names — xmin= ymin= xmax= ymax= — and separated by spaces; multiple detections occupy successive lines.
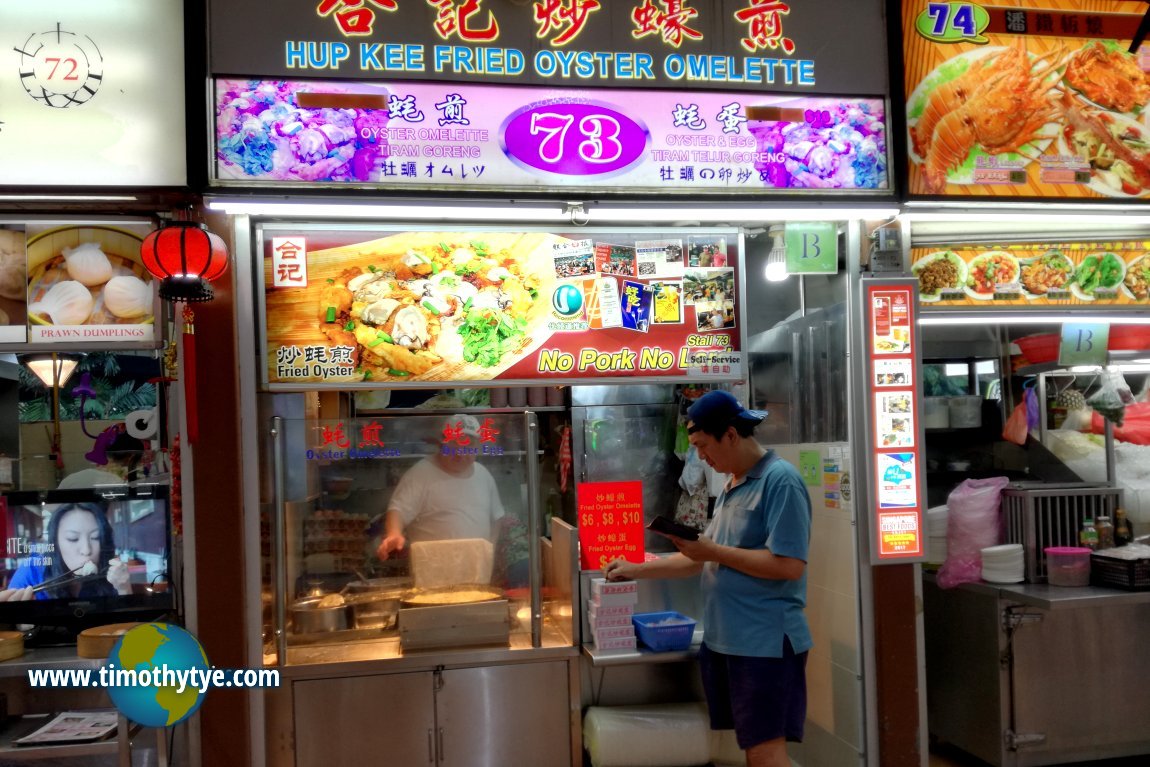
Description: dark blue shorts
xmin=699 ymin=639 xmax=808 ymax=750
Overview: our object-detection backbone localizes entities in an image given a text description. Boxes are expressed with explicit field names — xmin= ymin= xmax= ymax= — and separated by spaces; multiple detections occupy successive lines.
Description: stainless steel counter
xmin=269 ymin=627 xmax=577 ymax=680
xmin=582 ymin=628 xmax=703 ymax=667
xmin=922 ymin=569 xmax=1150 ymax=609
xmin=923 ymin=570 xmax=1150 ymax=766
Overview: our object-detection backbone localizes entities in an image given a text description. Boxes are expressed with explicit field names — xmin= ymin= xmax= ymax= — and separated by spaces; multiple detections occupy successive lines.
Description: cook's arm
xmin=376 ymin=510 xmax=407 ymax=559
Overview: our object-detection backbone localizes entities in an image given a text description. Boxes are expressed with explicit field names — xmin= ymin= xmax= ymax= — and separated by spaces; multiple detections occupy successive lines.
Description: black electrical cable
xmin=1128 ymin=2 xmax=1150 ymax=54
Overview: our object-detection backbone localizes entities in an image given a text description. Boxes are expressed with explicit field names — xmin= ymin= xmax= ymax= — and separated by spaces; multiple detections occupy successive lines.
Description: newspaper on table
xmin=14 ymin=711 xmax=118 ymax=745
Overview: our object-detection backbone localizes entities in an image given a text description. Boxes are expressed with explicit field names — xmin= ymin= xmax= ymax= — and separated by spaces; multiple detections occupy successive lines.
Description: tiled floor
xmin=929 ymin=743 xmax=1148 ymax=767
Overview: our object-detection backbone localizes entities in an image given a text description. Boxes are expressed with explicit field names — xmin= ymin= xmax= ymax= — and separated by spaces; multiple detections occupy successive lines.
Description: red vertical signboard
xmin=577 ymin=481 xmax=645 ymax=570
xmin=865 ymin=281 xmax=925 ymax=561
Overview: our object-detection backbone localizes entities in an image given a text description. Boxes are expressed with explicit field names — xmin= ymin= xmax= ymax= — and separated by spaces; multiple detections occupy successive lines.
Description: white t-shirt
xmin=388 ymin=458 xmax=505 ymax=543
xmin=58 ymin=468 xmax=128 ymax=489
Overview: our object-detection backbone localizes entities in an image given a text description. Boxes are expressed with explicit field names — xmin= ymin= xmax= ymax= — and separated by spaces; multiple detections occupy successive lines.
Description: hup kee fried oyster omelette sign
xmin=903 ymin=0 xmax=1150 ymax=199
xmin=261 ymin=229 xmax=744 ymax=387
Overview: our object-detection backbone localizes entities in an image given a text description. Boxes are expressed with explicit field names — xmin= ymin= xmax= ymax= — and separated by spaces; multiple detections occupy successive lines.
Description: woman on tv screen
xmin=1 ymin=502 xmax=131 ymax=601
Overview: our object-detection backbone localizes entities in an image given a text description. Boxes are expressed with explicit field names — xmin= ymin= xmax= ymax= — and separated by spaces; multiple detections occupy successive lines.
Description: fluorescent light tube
xmin=919 ymin=314 xmax=1150 ymax=326
xmin=207 ymin=199 xmax=899 ymax=224
xmin=903 ymin=212 xmax=1150 ymax=225
xmin=0 ymin=194 xmax=137 ymax=202
xmin=206 ymin=200 xmax=568 ymax=222
xmin=588 ymin=206 xmax=899 ymax=223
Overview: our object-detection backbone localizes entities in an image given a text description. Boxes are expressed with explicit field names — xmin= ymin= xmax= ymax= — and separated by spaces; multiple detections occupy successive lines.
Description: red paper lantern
xmin=140 ymin=221 xmax=229 ymax=302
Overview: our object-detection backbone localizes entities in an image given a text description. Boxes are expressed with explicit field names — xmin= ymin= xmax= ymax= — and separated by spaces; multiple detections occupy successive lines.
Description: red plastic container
xmin=1015 ymin=326 xmax=1150 ymax=367
xmin=1014 ymin=333 xmax=1059 ymax=365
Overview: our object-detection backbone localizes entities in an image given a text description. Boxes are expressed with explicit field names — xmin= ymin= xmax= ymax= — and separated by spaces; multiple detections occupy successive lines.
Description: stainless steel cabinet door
xmin=294 ymin=673 xmax=435 ymax=767
xmin=436 ymin=662 xmax=570 ymax=767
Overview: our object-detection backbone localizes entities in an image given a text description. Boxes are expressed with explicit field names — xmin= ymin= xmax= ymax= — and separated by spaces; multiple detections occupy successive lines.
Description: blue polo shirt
xmin=700 ymin=450 xmax=813 ymax=658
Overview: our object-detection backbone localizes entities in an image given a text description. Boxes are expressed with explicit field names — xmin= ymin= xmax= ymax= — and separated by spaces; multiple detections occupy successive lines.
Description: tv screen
xmin=0 ymin=485 xmax=174 ymax=635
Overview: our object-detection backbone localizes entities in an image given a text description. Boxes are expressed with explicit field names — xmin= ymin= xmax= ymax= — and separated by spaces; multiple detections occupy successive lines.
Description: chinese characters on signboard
xmin=577 ymin=480 xmax=645 ymax=570
xmin=209 ymin=0 xmax=888 ymax=96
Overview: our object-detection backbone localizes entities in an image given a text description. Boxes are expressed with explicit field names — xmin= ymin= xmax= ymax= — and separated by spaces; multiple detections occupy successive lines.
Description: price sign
xmin=16 ymin=27 xmax=105 ymax=108
xmin=576 ymin=481 xmax=645 ymax=570
xmin=914 ymin=2 xmax=989 ymax=44
xmin=502 ymin=102 xmax=648 ymax=177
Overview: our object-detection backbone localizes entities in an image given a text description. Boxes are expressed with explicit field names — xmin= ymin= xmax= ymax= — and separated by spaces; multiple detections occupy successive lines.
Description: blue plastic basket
xmin=632 ymin=611 xmax=696 ymax=652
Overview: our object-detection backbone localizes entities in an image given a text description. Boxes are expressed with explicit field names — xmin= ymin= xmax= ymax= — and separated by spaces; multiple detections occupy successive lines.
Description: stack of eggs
xmin=980 ymin=544 xmax=1024 ymax=584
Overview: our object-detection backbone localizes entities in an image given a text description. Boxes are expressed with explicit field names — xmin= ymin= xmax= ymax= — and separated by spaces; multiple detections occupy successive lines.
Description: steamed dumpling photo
xmin=103 ymin=275 xmax=153 ymax=319
xmin=29 ymin=280 xmax=94 ymax=325
xmin=63 ymin=242 xmax=114 ymax=286
xmin=0 ymin=229 xmax=25 ymax=301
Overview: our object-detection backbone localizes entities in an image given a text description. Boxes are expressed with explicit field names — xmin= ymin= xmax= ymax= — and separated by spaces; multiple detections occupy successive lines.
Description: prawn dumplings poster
xmin=902 ymin=0 xmax=1150 ymax=199
xmin=259 ymin=228 xmax=744 ymax=387
xmin=910 ymin=241 xmax=1150 ymax=305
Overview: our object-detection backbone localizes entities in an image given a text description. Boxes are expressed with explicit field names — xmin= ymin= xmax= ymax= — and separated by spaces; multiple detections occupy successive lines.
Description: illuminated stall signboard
xmin=208 ymin=0 xmax=891 ymax=193
xmin=0 ymin=0 xmax=187 ymax=187
xmin=0 ymin=224 xmax=158 ymax=348
xmin=259 ymin=226 xmax=745 ymax=387
xmin=903 ymin=0 xmax=1150 ymax=199
xmin=864 ymin=280 xmax=926 ymax=563
xmin=910 ymin=241 xmax=1150 ymax=308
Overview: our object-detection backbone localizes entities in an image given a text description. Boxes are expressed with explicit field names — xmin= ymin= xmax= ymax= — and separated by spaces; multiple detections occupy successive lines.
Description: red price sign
xmin=577 ymin=481 xmax=645 ymax=570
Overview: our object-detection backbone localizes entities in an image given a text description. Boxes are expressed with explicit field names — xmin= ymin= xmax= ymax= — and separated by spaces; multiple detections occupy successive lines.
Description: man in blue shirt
xmin=605 ymin=390 xmax=812 ymax=767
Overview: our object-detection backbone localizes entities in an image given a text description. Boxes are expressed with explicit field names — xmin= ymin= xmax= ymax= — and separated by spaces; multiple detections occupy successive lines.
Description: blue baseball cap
xmin=687 ymin=391 xmax=767 ymax=433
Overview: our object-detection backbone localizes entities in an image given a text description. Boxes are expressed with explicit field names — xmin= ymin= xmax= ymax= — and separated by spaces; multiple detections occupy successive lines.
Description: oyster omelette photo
xmin=264 ymin=231 xmax=559 ymax=384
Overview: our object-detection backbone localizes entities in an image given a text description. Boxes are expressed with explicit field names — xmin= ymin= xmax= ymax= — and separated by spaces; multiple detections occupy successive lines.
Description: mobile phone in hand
xmin=647 ymin=516 xmax=701 ymax=541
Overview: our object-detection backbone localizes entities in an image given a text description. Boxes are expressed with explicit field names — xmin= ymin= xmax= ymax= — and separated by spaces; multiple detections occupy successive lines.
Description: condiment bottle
xmin=1096 ymin=515 xmax=1115 ymax=550
xmin=1115 ymin=508 xmax=1133 ymax=547
xmin=1079 ymin=518 xmax=1099 ymax=551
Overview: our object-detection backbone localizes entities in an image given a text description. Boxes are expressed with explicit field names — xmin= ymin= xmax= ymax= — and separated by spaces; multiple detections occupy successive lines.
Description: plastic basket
xmin=632 ymin=612 xmax=696 ymax=652
xmin=1091 ymin=553 xmax=1150 ymax=591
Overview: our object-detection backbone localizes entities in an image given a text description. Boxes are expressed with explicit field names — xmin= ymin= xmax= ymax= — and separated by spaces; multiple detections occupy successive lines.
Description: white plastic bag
xmin=937 ymin=477 xmax=1010 ymax=589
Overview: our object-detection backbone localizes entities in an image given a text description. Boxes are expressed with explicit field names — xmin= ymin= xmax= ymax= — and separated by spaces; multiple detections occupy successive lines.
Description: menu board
xmin=577 ymin=481 xmax=645 ymax=571
xmin=864 ymin=280 xmax=925 ymax=562
xmin=902 ymin=0 xmax=1150 ymax=198
xmin=260 ymin=227 xmax=744 ymax=387
xmin=0 ymin=224 xmax=157 ymax=346
xmin=910 ymin=241 xmax=1150 ymax=306
xmin=214 ymin=79 xmax=888 ymax=194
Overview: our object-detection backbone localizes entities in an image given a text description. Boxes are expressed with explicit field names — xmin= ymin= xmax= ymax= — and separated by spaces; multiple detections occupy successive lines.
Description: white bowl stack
xmin=980 ymin=544 xmax=1024 ymax=584
xmin=926 ymin=506 xmax=949 ymax=565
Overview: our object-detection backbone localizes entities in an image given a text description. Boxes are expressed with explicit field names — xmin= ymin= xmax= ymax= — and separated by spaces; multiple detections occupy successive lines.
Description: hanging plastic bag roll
xmin=583 ymin=703 xmax=711 ymax=767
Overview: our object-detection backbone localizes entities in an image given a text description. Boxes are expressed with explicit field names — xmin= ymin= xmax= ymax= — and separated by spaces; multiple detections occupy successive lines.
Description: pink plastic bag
xmin=937 ymin=476 xmax=1010 ymax=589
